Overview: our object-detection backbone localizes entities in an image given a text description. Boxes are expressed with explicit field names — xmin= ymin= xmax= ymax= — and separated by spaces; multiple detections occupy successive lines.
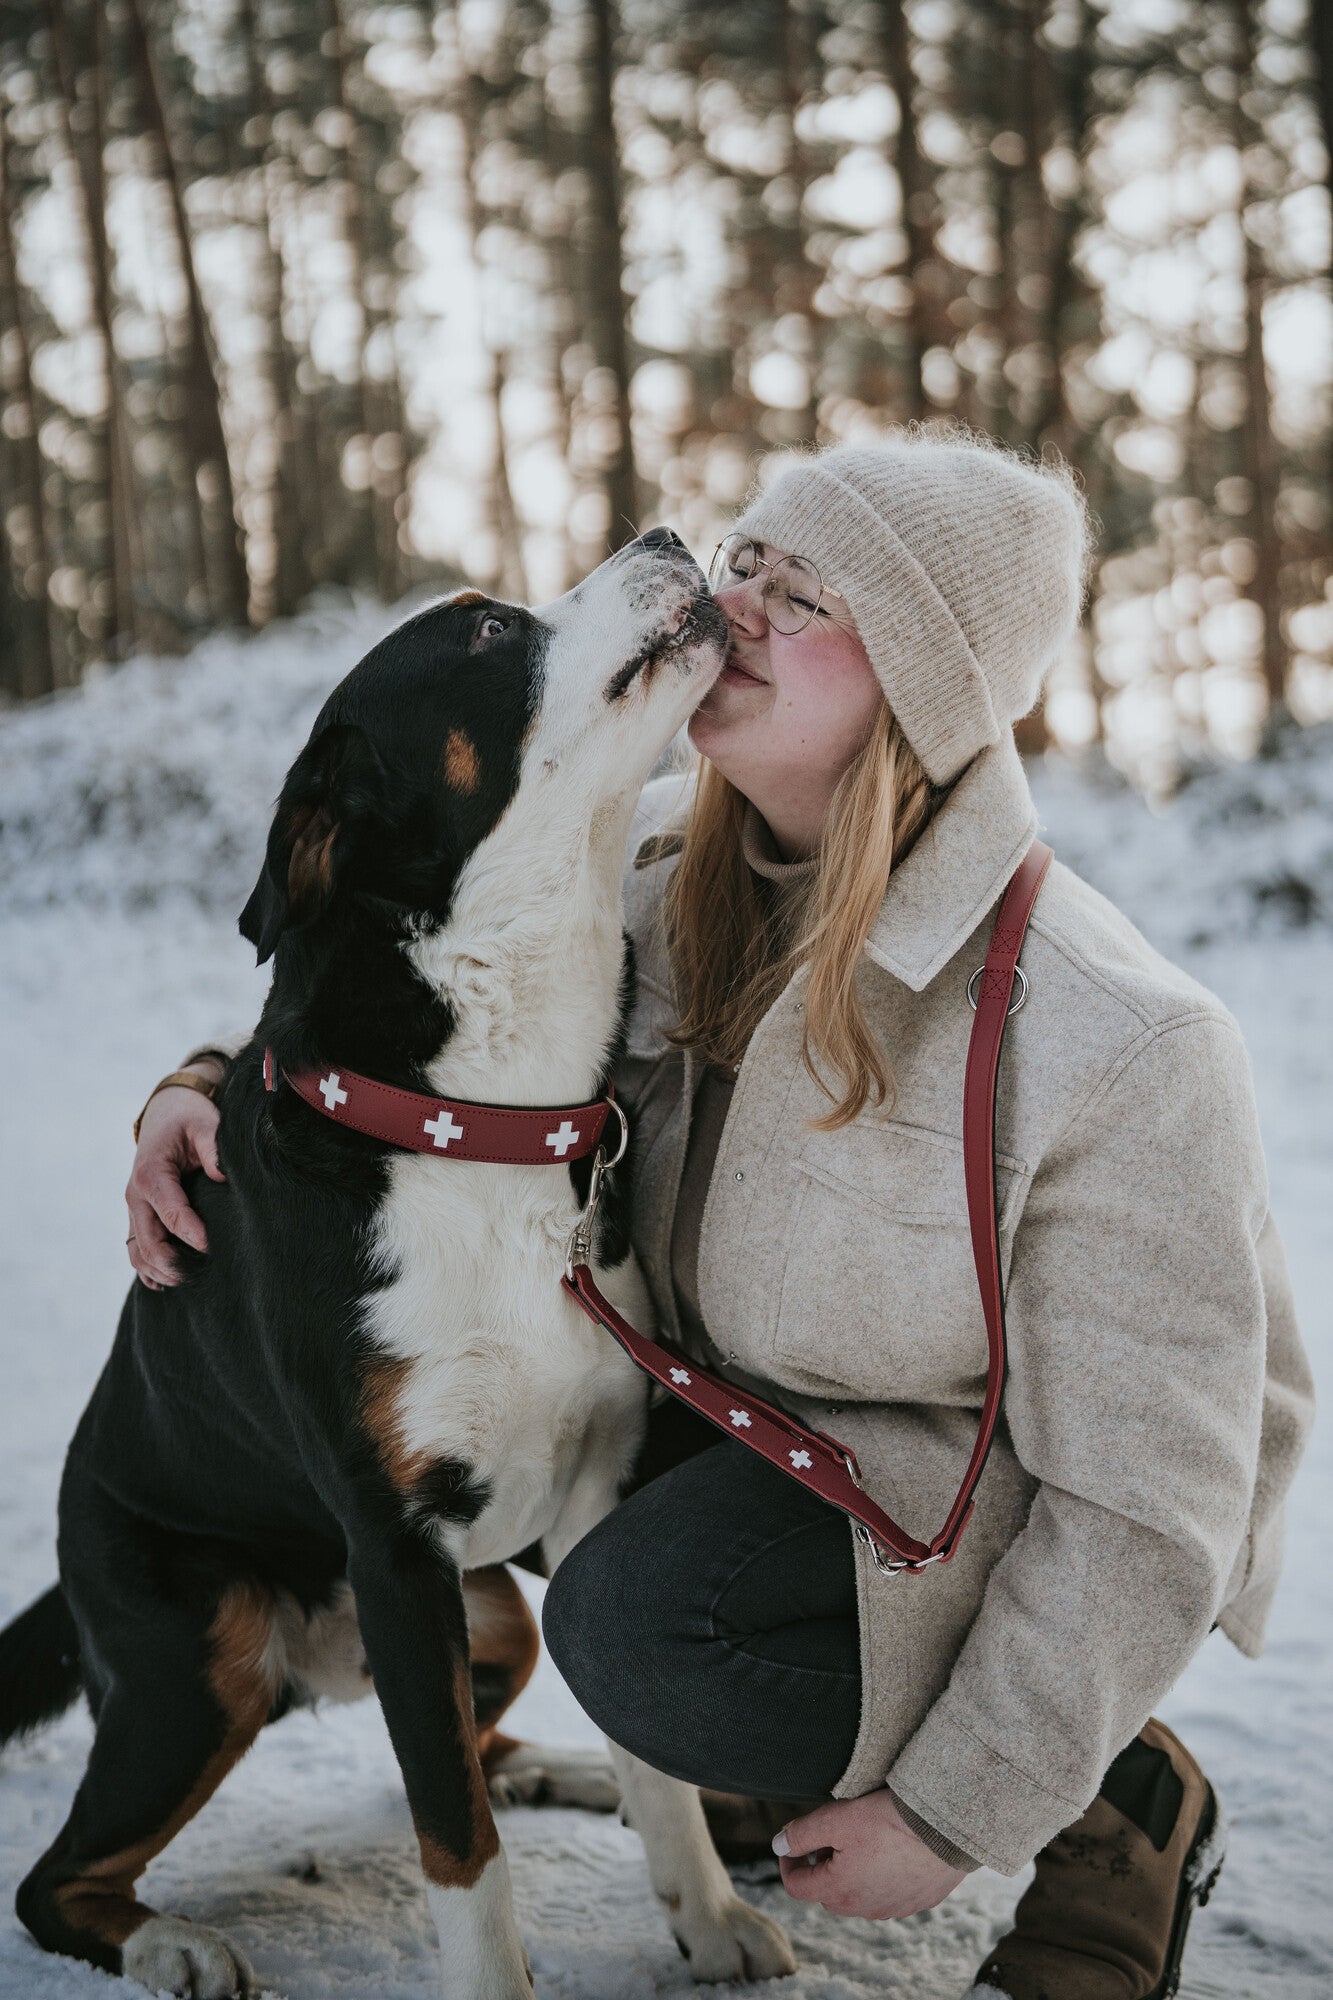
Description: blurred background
xmin=1 ymin=0 xmax=1330 ymax=793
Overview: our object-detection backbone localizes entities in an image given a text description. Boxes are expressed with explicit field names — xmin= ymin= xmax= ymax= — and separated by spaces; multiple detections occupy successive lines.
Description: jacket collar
xmin=863 ymin=730 xmax=1039 ymax=992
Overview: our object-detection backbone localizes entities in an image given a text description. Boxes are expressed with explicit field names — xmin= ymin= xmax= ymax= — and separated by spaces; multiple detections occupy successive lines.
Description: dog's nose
xmin=638 ymin=525 xmax=687 ymax=556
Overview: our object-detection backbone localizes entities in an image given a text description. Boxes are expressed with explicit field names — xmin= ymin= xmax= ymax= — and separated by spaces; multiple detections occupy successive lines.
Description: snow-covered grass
xmin=1 ymin=605 xmax=1329 ymax=1997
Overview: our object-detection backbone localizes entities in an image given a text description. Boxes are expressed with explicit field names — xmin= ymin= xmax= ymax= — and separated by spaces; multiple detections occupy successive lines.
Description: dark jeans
xmin=542 ymin=1404 xmax=862 ymax=1801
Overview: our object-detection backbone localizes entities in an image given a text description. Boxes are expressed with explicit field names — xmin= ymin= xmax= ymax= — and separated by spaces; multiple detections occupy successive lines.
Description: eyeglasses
xmin=708 ymin=534 xmax=835 ymax=635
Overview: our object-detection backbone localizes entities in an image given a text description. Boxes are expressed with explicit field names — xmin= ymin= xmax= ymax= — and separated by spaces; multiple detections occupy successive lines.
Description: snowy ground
xmin=1 ymin=600 xmax=1329 ymax=1997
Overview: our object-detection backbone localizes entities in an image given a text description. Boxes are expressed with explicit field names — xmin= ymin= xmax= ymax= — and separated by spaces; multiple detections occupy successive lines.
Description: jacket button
xmin=734 ymin=1169 xmax=744 ymax=1181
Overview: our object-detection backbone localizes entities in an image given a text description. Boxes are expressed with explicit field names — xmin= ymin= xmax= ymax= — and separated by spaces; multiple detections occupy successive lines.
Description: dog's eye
xmin=479 ymin=614 xmax=509 ymax=641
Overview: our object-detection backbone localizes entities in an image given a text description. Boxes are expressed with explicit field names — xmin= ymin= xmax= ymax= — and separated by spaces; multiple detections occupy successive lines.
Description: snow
xmin=1 ymin=605 xmax=1329 ymax=1997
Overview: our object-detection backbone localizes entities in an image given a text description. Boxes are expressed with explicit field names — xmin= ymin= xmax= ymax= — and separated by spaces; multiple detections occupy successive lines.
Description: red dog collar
xmin=263 ymin=1047 xmax=617 ymax=1167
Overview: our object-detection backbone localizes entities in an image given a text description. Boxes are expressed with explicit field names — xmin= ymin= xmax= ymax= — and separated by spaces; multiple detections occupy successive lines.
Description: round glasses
xmin=708 ymin=534 xmax=832 ymax=635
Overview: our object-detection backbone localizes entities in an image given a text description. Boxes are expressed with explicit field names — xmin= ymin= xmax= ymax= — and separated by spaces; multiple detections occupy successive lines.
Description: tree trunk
xmin=0 ymin=104 xmax=55 ymax=697
xmin=125 ymin=0 xmax=250 ymax=626
xmin=877 ymin=0 xmax=929 ymax=417
xmin=1307 ymin=0 xmax=1333 ymax=517
xmin=450 ymin=7 xmax=530 ymax=601
xmin=776 ymin=0 xmax=821 ymax=442
xmin=1231 ymin=0 xmax=1287 ymax=735
xmin=236 ymin=0 xmax=310 ymax=621
xmin=49 ymin=0 xmax=137 ymax=658
xmin=323 ymin=0 xmax=402 ymax=600
xmin=582 ymin=0 xmax=638 ymax=549
xmin=1032 ymin=0 xmax=1094 ymax=453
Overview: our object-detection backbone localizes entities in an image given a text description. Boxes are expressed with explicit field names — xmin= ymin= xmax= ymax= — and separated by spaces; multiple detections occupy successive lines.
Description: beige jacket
xmin=619 ymin=733 xmax=1314 ymax=1875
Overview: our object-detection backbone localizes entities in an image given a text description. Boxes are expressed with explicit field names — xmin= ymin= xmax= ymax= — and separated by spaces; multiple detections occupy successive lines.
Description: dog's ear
xmin=240 ymin=723 xmax=387 ymax=963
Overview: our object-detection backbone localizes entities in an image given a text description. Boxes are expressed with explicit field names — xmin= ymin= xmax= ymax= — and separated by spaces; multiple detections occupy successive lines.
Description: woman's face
xmin=687 ymin=542 xmax=884 ymax=858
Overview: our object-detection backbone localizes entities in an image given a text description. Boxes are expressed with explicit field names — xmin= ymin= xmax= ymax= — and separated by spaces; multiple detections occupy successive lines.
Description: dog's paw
xmin=123 ymin=1915 xmax=255 ymax=1998
xmin=486 ymin=1740 xmax=621 ymax=1812
xmin=668 ymin=1893 xmax=796 ymax=1984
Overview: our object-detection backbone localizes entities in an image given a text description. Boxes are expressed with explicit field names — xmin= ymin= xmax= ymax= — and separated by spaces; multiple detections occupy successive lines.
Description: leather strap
xmin=265 ymin=1048 xmax=618 ymax=1167
xmin=564 ymin=837 xmax=1053 ymax=1573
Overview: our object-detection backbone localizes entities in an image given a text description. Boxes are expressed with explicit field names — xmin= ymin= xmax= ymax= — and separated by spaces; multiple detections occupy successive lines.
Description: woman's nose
xmin=715 ymin=575 xmax=767 ymax=635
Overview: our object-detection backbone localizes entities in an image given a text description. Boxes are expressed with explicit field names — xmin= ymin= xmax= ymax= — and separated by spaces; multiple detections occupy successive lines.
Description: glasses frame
xmin=708 ymin=534 xmax=834 ymax=636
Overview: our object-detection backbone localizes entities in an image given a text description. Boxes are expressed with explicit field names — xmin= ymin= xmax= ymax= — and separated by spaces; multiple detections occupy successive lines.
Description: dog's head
xmin=240 ymin=530 xmax=726 ymax=962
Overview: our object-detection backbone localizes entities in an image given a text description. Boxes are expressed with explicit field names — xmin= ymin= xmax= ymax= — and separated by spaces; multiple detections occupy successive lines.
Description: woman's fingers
xmin=777 ymin=1848 xmax=838 ymax=1903
xmin=125 ymin=1085 xmax=223 ymax=1278
xmin=147 ymin=1162 xmax=209 ymax=1252
xmin=125 ymin=1181 xmax=182 ymax=1287
xmin=195 ymin=1114 xmax=227 ymax=1183
xmin=774 ymin=1805 xmax=843 ymax=1904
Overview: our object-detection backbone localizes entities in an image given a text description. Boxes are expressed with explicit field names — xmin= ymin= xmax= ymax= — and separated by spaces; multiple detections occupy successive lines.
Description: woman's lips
xmin=720 ymin=654 xmax=766 ymax=687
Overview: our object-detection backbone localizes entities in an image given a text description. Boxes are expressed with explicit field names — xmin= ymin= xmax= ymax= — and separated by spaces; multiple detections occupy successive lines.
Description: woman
xmin=126 ymin=431 xmax=1313 ymax=1999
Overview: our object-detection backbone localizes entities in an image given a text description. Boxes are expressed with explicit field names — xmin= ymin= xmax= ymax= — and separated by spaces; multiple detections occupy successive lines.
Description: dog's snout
xmin=638 ymin=525 xmax=686 ymax=557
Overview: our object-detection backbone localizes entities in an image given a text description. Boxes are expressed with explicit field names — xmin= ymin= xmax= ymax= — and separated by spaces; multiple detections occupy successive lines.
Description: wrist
xmin=883 ymin=1785 xmax=978 ymax=1874
xmin=185 ymin=1055 xmax=227 ymax=1087
xmin=133 ymin=1068 xmax=223 ymax=1144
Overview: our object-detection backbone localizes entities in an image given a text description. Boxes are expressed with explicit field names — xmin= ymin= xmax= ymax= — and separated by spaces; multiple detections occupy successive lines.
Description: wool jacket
xmin=619 ymin=733 xmax=1314 ymax=1876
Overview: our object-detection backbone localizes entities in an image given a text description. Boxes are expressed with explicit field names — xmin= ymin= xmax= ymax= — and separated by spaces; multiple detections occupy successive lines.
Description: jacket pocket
xmin=772 ymin=1120 xmax=1029 ymax=1403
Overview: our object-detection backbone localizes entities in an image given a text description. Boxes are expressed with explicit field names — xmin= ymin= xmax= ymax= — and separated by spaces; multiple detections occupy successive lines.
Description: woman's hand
xmin=124 ymin=1062 xmax=226 ymax=1290
xmin=773 ymin=1789 xmax=967 ymax=1921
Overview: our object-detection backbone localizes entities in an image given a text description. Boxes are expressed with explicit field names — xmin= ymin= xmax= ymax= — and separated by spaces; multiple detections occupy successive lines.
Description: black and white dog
xmin=0 ymin=532 xmax=795 ymax=1997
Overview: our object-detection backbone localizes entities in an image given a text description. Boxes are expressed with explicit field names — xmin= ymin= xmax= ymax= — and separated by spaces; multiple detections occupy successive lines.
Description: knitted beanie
xmin=732 ymin=428 xmax=1093 ymax=784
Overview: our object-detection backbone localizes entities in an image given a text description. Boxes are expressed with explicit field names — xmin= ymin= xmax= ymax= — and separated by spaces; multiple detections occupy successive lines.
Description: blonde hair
xmin=661 ymin=700 xmax=944 ymax=1131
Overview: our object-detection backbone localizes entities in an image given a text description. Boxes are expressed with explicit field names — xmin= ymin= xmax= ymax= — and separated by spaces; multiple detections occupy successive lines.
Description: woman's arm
xmin=124 ymin=1032 xmax=249 ymax=1288
xmin=883 ymin=1013 xmax=1273 ymax=1876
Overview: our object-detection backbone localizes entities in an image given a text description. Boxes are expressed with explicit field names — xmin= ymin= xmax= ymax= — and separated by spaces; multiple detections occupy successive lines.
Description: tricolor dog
xmin=0 ymin=531 xmax=795 ymax=1997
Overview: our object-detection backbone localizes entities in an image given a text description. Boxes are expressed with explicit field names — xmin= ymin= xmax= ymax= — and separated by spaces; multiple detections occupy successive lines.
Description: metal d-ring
xmin=599 ymin=1096 xmax=629 ymax=1169
xmin=966 ymin=963 xmax=1029 ymax=1015
xmin=564 ymin=1098 xmax=630 ymax=1279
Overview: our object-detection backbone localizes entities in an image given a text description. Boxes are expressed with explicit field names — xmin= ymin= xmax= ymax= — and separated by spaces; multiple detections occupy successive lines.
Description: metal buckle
xmin=853 ymin=1522 xmax=949 ymax=1577
xmin=966 ymin=963 xmax=1028 ymax=1015
xmin=564 ymin=1098 xmax=629 ymax=1279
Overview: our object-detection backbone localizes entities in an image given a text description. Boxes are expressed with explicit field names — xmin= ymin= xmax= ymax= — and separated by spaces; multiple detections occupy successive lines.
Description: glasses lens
xmin=709 ymin=535 xmax=760 ymax=592
xmin=767 ymin=553 xmax=823 ymax=634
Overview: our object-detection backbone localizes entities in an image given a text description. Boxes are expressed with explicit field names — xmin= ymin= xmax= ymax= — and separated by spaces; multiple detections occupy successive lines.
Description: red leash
xmin=267 ymin=839 xmax=1052 ymax=1575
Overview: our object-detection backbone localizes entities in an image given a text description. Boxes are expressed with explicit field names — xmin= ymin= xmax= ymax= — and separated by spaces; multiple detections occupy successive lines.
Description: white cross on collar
xmin=545 ymin=1120 xmax=581 ymax=1158
xmin=319 ymin=1072 xmax=348 ymax=1111
xmin=423 ymin=1108 xmax=465 ymax=1151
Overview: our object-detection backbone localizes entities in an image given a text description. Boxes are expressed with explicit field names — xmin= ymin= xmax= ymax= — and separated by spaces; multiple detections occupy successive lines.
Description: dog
xmin=0 ymin=529 xmax=795 ymax=1997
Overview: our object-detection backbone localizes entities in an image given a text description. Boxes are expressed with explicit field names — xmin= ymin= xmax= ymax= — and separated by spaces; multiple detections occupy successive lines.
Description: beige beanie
xmin=732 ymin=428 xmax=1093 ymax=784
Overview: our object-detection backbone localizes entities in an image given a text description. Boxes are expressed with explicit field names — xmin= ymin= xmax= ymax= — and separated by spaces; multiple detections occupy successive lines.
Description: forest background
xmin=2 ymin=0 xmax=1331 ymax=798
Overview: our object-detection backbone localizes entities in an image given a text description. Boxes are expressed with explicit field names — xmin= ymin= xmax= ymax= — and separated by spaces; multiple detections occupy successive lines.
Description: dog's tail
xmin=0 ymin=1584 xmax=82 ymax=1749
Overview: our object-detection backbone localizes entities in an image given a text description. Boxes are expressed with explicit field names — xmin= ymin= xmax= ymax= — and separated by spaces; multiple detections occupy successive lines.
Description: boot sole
xmin=1148 ymin=1780 xmax=1227 ymax=2000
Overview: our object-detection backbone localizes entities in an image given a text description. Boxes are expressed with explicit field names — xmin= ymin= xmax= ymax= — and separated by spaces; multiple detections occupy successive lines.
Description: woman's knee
xmin=542 ymin=1507 xmax=661 ymax=1720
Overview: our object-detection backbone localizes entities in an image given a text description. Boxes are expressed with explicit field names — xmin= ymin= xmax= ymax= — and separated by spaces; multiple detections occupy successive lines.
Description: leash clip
xmin=564 ymin=1098 xmax=629 ymax=1280
xmin=853 ymin=1523 xmax=948 ymax=1577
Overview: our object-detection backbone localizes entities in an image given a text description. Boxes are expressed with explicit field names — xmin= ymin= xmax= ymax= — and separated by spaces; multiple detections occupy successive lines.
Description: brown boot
xmin=970 ymin=1719 xmax=1227 ymax=2000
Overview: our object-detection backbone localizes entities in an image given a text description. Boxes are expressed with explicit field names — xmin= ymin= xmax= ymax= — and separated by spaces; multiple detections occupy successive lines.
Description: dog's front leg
xmin=347 ymin=1525 xmax=532 ymax=1999
xmin=544 ymin=1481 xmax=796 ymax=1984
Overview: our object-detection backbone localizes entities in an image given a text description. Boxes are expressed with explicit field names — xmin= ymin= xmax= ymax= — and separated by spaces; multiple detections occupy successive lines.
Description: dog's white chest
xmin=362 ymin=1155 xmax=646 ymax=1565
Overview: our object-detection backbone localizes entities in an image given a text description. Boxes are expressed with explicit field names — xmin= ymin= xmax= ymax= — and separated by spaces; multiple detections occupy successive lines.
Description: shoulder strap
xmin=931 ymin=835 xmax=1052 ymax=1562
